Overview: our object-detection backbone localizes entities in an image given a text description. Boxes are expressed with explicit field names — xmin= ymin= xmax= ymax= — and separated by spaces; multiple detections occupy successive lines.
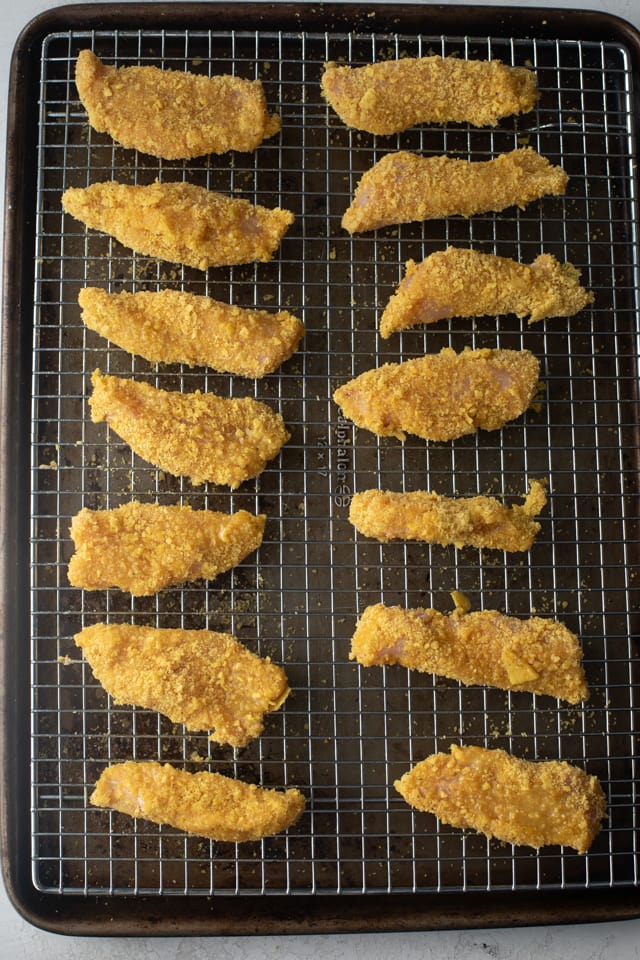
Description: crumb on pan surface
xmin=62 ymin=180 xmax=294 ymax=269
xmin=395 ymin=745 xmax=606 ymax=853
xmin=76 ymin=623 xmax=290 ymax=748
xmin=351 ymin=602 xmax=588 ymax=703
xmin=89 ymin=370 xmax=290 ymax=488
xmin=90 ymin=761 xmax=305 ymax=842
xmin=79 ymin=287 xmax=304 ymax=377
xmin=349 ymin=481 xmax=547 ymax=551
xmin=342 ymin=148 xmax=567 ymax=233
xmin=322 ymin=56 xmax=538 ymax=133
xmin=333 ymin=347 xmax=540 ymax=442
xmin=68 ymin=501 xmax=265 ymax=595
xmin=76 ymin=49 xmax=281 ymax=159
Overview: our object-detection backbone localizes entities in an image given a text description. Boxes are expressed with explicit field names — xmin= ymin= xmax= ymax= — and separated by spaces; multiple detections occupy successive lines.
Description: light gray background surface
xmin=1 ymin=0 xmax=639 ymax=954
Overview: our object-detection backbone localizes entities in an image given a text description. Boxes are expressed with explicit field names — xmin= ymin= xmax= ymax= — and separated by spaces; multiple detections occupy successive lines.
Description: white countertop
xmin=1 ymin=0 xmax=639 ymax=954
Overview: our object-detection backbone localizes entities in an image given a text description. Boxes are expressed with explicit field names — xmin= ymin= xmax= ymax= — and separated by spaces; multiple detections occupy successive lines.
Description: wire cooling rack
xmin=28 ymin=21 xmax=640 ymax=901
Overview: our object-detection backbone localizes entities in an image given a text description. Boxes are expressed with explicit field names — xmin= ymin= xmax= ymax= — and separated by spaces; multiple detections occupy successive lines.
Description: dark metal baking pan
xmin=2 ymin=2 xmax=640 ymax=935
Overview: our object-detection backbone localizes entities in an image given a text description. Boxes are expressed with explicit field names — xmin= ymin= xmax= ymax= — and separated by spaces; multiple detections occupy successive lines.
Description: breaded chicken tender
xmin=79 ymin=287 xmax=304 ymax=377
xmin=76 ymin=49 xmax=280 ymax=159
xmin=333 ymin=347 xmax=540 ymax=442
xmin=380 ymin=248 xmax=593 ymax=337
xmin=76 ymin=624 xmax=289 ymax=748
xmin=68 ymin=501 xmax=265 ymax=595
xmin=394 ymin=745 xmax=606 ymax=853
xmin=322 ymin=56 xmax=538 ymax=133
xmin=89 ymin=370 xmax=289 ymax=487
xmin=342 ymin=148 xmax=567 ymax=233
xmin=91 ymin=761 xmax=305 ymax=842
xmin=62 ymin=180 xmax=294 ymax=269
xmin=351 ymin=602 xmax=588 ymax=703
xmin=349 ymin=481 xmax=547 ymax=552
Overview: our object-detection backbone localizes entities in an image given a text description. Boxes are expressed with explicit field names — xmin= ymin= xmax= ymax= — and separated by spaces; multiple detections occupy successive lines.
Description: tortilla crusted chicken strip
xmin=62 ymin=180 xmax=294 ymax=269
xmin=350 ymin=602 xmax=588 ymax=703
xmin=322 ymin=56 xmax=538 ymax=133
xmin=76 ymin=624 xmax=290 ymax=748
xmin=342 ymin=148 xmax=567 ymax=233
xmin=68 ymin=501 xmax=265 ymax=595
xmin=333 ymin=347 xmax=540 ymax=442
xmin=395 ymin=745 xmax=606 ymax=853
xmin=349 ymin=481 xmax=547 ymax=552
xmin=76 ymin=49 xmax=280 ymax=159
xmin=89 ymin=370 xmax=289 ymax=488
xmin=380 ymin=247 xmax=593 ymax=337
xmin=79 ymin=287 xmax=304 ymax=377
xmin=91 ymin=761 xmax=305 ymax=842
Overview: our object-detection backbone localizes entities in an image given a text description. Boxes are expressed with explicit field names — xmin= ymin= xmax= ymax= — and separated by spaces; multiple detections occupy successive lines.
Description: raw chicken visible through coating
xmin=91 ymin=761 xmax=305 ymax=842
xmin=75 ymin=49 xmax=281 ymax=159
xmin=67 ymin=501 xmax=265 ymax=595
xmin=76 ymin=624 xmax=290 ymax=748
xmin=333 ymin=347 xmax=540 ymax=442
xmin=79 ymin=287 xmax=304 ymax=377
xmin=380 ymin=247 xmax=593 ymax=337
xmin=62 ymin=181 xmax=294 ymax=269
xmin=322 ymin=56 xmax=538 ymax=133
xmin=342 ymin=148 xmax=568 ymax=233
xmin=395 ymin=746 xmax=606 ymax=853
xmin=351 ymin=602 xmax=588 ymax=703
xmin=89 ymin=370 xmax=289 ymax=488
xmin=349 ymin=481 xmax=547 ymax=552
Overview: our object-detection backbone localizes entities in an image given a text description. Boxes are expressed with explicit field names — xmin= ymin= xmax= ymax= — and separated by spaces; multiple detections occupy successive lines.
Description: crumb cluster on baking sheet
xmin=29 ymin=25 xmax=639 ymax=896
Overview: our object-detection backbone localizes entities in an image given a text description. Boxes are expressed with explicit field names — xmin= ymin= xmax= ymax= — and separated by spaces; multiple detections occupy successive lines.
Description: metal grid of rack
xmin=29 ymin=26 xmax=640 ymax=897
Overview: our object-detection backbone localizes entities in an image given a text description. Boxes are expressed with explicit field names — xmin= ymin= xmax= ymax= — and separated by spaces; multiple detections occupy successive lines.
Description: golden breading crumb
xmin=79 ymin=287 xmax=304 ymax=377
xmin=333 ymin=347 xmax=540 ymax=442
xmin=349 ymin=481 xmax=547 ymax=552
xmin=62 ymin=180 xmax=294 ymax=269
xmin=395 ymin=745 xmax=606 ymax=853
xmin=322 ymin=56 xmax=538 ymax=133
xmin=342 ymin=148 xmax=568 ymax=233
xmin=380 ymin=247 xmax=594 ymax=337
xmin=76 ymin=623 xmax=289 ymax=748
xmin=76 ymin=49 xmax=280 ymax=159
xmin=68 ymin=501 xmax=265 ymax=595
xmin=89 ymin=370 xmax=289 ymax=488
xmin=91 ymin=761 xmax=305 ymax=842
xmin=350 ymin=602 xmax=588 ymax=703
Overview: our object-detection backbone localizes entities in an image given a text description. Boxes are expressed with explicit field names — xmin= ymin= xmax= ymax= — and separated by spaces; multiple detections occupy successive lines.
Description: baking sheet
xmin=3 ymin=2 xmax=640 ymax=933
